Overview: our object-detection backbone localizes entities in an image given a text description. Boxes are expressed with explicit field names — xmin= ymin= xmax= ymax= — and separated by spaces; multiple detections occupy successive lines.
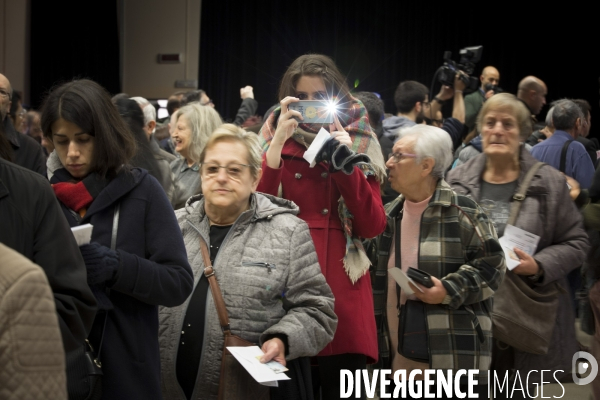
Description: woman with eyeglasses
xmin=258 ymin=54 xmax=387 ymax=399
xmin=170 ymin=103 xmax=222 ymax=209
xmin=41 ymin=79 xmax=193 ymax=400
xmin=159 ymin=123 xmax=337 ymax=400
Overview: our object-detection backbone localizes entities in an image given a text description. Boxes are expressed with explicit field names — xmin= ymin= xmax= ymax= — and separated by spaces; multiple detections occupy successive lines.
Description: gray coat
xmin=446 ymin=147 xmax=589 ymax=381
xmin=159 ymin=192 xmax=337 ymax=400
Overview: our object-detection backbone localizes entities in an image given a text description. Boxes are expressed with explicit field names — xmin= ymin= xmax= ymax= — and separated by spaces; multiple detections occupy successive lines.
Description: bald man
xmin=0 ymin=73 xmax=46 ymax=175
xmin=517 ymin=75 xmax=547 ymax=116
xmin=464 ymin=66 xmax=500 ymax=131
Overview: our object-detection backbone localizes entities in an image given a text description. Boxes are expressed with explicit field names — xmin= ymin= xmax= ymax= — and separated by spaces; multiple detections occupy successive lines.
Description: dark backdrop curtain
xmin=200 ymin=2 xmax=598 ymax=136
xmin=30 ymin=0 xmax=120 ymax=109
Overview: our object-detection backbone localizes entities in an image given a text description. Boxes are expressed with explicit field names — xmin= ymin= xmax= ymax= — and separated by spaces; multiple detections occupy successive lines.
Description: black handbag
xmin=398 ymin=300 xmax=429 ymax=363
xmin=67 ymin=205 xmax=118 ymax=399
xmin=394 ymin=214 xmax=430 ymax=363
xmin=66 ymin=339 xmax=104 ymax=400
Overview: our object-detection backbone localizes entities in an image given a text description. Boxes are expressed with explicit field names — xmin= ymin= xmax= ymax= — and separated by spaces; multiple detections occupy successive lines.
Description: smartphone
xmin=407 ymin=267 xmax=434 ymax=288
xmin=288 ymin=100 xmax=334 ymax=124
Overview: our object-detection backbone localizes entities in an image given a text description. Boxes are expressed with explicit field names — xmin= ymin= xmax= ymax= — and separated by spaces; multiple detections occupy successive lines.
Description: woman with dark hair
xmin=41 ymin=79 xmax=193 ymax=400
xmin=114 ymin=97 xmax=174 ymax=198
xmin=258 ymin=54 xmax=387 ymax=399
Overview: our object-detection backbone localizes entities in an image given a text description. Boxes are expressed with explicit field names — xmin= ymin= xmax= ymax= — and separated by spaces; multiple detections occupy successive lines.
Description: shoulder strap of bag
xmin=507 ymin=162 xmax=545 ymax=226
xmin=395 ymin=210 xmax=402 ymax=309
xmin=199 ymin=235 xmax=233 ymax=335
xmin=560 ymin=140 xmax=574 ymax=174
xmin=92 ymin=204 xmax=119 ymax=366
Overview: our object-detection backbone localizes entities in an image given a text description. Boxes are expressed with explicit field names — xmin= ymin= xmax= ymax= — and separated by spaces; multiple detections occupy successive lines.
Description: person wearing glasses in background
xmin=159 ymin=123 xmax=337 ymax=400
xmin=0 ymin=73 xmax=46 ymax=175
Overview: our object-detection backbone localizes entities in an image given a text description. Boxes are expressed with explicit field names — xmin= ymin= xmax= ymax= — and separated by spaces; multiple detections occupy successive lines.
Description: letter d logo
xmin=572 ymin=351 xmax=598 ymax=385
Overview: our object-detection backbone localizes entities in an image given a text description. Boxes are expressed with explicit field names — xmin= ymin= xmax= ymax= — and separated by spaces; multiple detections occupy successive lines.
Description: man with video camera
xmin=464 ymin=66 xmax=501 ymax=132
xmin=382 ymin=74 xmax=466 ymax=151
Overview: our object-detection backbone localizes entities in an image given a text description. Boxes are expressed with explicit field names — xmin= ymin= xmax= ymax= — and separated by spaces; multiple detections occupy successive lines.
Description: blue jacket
xmin=530 ymin=130 xmax=595 ymax=189
xmin=58 ymin=167 xmax=193 ymax=400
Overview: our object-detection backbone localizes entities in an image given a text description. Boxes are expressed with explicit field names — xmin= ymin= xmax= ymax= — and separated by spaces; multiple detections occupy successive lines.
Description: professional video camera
xmin=435 ymin=45 xmax=483 ymax=94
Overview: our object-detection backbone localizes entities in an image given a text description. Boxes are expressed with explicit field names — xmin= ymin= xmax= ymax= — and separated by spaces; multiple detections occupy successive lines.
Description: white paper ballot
xmin=71 ymin=224 xmax=93 ymax=246
xmin=303 ymin=127 xmax=333 ymax=167
xmin=388 ymin=268 xmax=424 ymax=294
xmin=498 ymin=224 xmax=540 ymax=270
xmin=226 ymin=346 xmax=290 ymax=387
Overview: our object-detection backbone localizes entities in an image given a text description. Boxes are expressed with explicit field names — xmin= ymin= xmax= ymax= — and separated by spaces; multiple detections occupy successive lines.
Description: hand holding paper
xmin=226 ymin=346 xmax=290 ymax=387
xmin=498 ymin=224 xmax=540 ymax=271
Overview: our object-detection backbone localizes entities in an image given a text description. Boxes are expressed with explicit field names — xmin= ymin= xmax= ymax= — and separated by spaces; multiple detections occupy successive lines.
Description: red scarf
xmin=50 ymin=170 xmax=108 ymax=218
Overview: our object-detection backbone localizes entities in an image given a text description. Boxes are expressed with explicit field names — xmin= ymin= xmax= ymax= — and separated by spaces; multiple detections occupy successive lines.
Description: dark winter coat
xmin=54 ymin=166 xmax=193 ymax=400
xmin=3 ymin=116 xmax=46 ymax=175
xmin=0 ymin=157 xmax=96 ymax=353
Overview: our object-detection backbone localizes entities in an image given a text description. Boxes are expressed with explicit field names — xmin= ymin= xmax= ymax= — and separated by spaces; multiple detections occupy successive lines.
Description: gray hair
xmin=130 ymin=96 xmax=156 ymax=126
xmin=398 ymin=124 xmax=453 ymax=178
xmin=176 ymin=103 xmax=222 ymax=164
xmin=545 ymin=106 xmax=554 ymax=128
xmin=200 ymin=124 xmax=262 ymax=178
xmin=551 ymin=99 xmax=584 ymax=131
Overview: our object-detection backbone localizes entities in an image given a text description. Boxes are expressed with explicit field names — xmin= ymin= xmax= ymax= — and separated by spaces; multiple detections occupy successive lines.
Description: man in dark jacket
xmin=0 ymin=73 xmax=47 ymax=175
xmin=0 ymin=156 xmax=97 ymax=353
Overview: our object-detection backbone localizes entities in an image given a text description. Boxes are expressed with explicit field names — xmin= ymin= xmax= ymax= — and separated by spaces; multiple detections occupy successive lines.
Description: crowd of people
xmin=1 ymin=52 xmax=599 ymax=400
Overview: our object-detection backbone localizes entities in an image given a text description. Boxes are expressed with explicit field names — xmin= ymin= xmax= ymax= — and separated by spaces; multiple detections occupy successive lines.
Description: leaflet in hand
xmin=303 ymin=127 xmax=333 ymax=167
xmin=226 ymin=346 xmax=290 ymax=387
xmin=388 ymin=268 xmax=424 ymax=294
xmin=498 ymin=224 xmax=540 ymax=270
xmin=71 ymin=224 xmax=93 ymax=246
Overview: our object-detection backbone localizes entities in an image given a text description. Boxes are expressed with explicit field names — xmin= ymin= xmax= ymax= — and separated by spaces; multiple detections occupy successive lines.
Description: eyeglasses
xmin=387 ymin=152 xmax=417 ymax=163
xmin=0 ymin=89 xmax=9 ymax=99
xmin=201 ymin=99 xmax=213 ymax=106
xmin=200 ymin=162 xmax=250 ymax=179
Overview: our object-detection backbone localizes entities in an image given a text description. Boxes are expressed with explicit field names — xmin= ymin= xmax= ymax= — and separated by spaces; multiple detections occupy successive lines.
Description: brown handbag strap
xmin=199 ymin=235 xmax=233 ymax=335
xmin=507 ymin=162 xmax=545 ymax=226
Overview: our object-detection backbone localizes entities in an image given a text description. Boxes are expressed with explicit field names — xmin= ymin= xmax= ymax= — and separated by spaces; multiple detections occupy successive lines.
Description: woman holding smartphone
xmin=258 ymin=54 xmax=387 ymax=399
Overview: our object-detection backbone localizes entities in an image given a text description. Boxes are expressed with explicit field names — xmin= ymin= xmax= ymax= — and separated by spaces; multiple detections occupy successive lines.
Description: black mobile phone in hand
xmin=407 ymin=267 xmax=434 ymax=288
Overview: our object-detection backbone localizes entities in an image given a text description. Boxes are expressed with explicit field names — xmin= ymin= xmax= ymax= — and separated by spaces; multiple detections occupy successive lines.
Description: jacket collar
xmin=446 ymin=145 xmax=547 ymax=198
xmin=2 ymin=117 xmax=20 ymax=148
xmin=385 ymin=178 xmax=454 ymax=219
xmin=183 ymin=191 xmax=300 ymax=231
xmin=81 ymin=168 xmax=146 ymax=222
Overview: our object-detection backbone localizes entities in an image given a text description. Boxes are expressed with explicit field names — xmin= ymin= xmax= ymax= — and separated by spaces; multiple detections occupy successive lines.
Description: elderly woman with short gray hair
xmin=371 ymin=124 xmax=504 ymax=395
xmin=159 ymin=124 xmax=337 ymax=400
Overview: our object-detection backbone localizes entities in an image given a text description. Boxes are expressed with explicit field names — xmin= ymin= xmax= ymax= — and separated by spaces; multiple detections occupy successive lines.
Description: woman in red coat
xmin=258 ymin=54 xmax=387 ymax=399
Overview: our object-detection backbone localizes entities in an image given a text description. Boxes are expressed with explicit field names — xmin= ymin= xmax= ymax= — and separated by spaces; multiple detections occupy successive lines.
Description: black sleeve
xmin=233 ymin=98 xmax=258 ymax=126
xmin=442 ymin=117 xmax=464 ymax=151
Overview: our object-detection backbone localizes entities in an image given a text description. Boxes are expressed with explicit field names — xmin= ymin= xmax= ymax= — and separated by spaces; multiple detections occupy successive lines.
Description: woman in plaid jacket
xmin=370 ymin=124 xmax=505 ymax=393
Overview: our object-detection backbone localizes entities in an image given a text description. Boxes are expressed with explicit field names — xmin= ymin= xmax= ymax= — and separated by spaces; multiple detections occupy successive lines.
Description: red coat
xmin=257 ymin=139 xmax=386 ymax=363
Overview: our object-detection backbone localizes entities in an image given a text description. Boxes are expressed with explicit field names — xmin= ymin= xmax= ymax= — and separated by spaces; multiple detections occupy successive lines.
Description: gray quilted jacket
xmin=159 ymin=192 xmax=337 ymax=400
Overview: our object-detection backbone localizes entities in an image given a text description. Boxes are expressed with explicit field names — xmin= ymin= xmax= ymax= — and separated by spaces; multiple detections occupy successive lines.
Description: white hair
xmin=130 ymin=96 xmax=156 ymax=125
xmin=398 ymin=124 xmax=453 ymax=178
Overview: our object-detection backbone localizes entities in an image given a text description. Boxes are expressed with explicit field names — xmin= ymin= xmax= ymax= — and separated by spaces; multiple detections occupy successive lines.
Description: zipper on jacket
xmin=241 ymin=261 xmax=276 ymax=273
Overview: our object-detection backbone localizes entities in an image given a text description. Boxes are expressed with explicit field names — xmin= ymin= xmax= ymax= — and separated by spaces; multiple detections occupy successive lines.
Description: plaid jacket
xmin=369 ymin=179 xmax=505 ymax=380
